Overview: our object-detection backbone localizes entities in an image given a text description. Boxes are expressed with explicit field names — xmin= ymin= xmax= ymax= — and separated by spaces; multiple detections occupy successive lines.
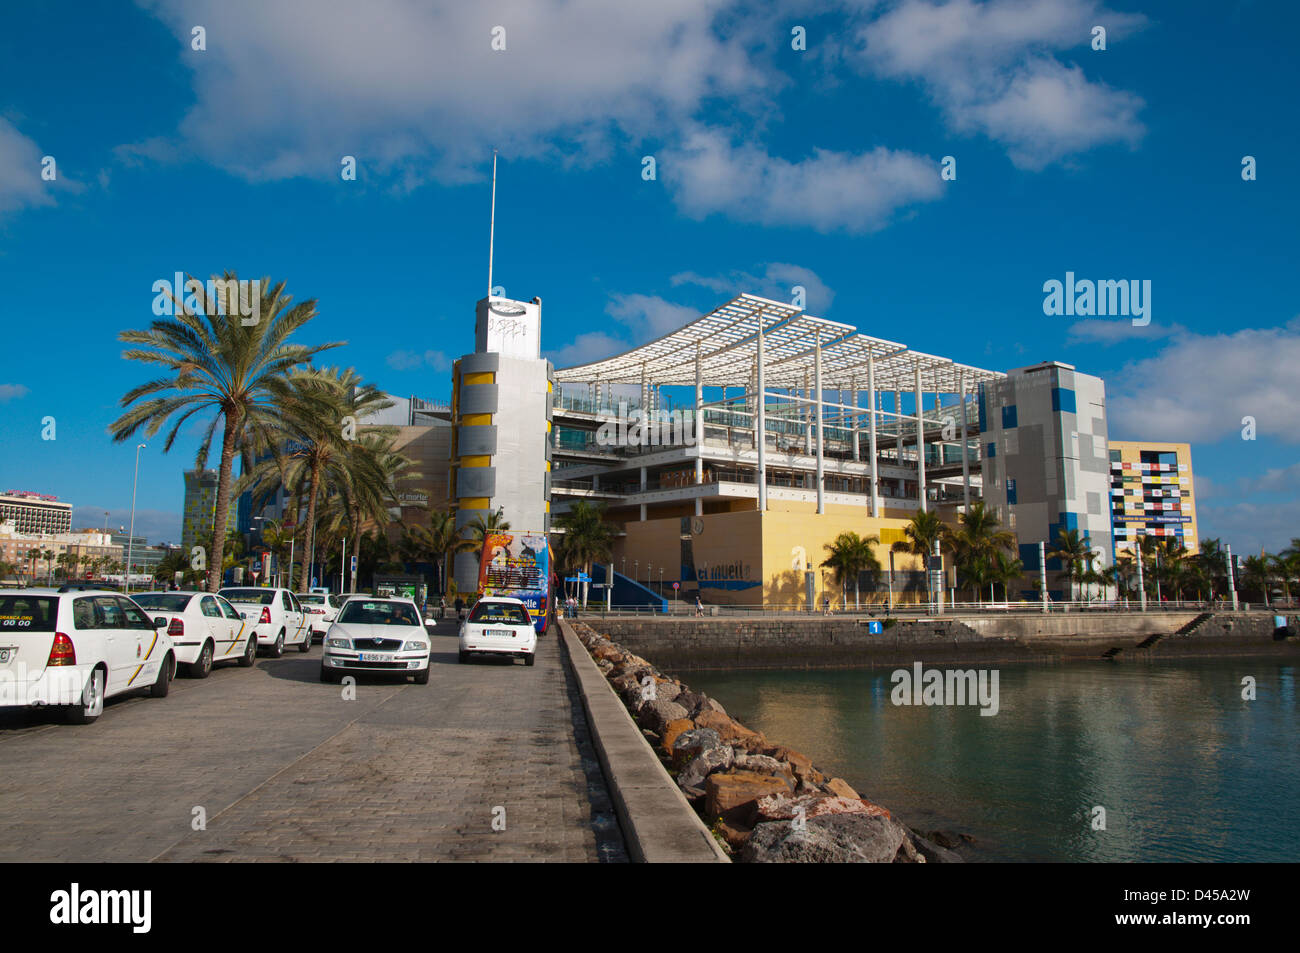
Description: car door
xmin=198 ymin=595 xmax=228 ymax=655
xmin=217 ymin=596 xmax=245 ymax=656
xmin=282 ymin=590 xmax=305 ymax=644
xmin=91 ymin=595 xmax=135 ymax=694
xmin=117 ymin=597 xmax=161 ymax=688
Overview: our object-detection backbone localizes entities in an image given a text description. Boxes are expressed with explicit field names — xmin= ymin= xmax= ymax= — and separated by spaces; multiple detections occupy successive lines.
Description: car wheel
xmin=149 ymin=653 xmax=175 ymax=698
xmin=458 ymin=650 xmax=469 ymax=664
xmin=189 ymin=640 xmax=214 ymax=678
xmin=66 ymin=667 xmax=105 ymax=725
xmin=298 ymin=629 xmax=311 ymax=653
xmin=413 ymin=665 xmax=430 ymax=685
xmin=525 ymin=654 xmax=536 ymax=667
xmin=238 ymin=633 xmax=256 ymax=668
xmin=320 ymin=666 xmax=339 ymax=684
xmin=271 ymin=631 xmax=285 ymax=658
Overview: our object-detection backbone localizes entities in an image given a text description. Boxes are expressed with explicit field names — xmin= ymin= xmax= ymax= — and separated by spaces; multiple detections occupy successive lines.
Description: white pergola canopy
xmin=554 ymin=293 xmax=1004 ymax=392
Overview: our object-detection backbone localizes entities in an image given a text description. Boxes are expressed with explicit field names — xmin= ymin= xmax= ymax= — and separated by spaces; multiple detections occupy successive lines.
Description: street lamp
xmin=125 ymin=443 xmax=145 ymax=595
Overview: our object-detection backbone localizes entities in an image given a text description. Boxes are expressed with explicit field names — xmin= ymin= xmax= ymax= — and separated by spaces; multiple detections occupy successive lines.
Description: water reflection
xmin=688 ymin=659 xmax=1300 ymax=862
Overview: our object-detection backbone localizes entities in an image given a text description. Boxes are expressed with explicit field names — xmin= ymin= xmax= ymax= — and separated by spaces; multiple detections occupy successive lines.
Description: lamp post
xmin=125 ymin=442 xmax=145 ymax=594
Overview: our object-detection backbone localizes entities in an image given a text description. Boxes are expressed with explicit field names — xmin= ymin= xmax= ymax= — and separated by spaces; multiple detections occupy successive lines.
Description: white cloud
xmin=663 ymin=128 xmax=943 ymax=232
xmin=1107 ymin=319 xmax=1300 ymax=444
xmin=0 ymin=120 xmax=56 ymax=217
xmin=672 ymin=263 xmax=835 ymax=314
xmin=386 ymin=349 xmax=451 ymax=373
xmin=1197 ymin=499 xmax=1300 ymax=557
xmin=0 ymin=383 xmax=30 ymax=402
xmin=133 ymin=0 xmax=770 ymax=185
xmin=545 ymin=331 xmax=629 ymax=368
xmin=856 ymin=0 xmax=1146 ymax=168
xmin=605 ymin=293 xmax=701 ymax=339
xmin=1066 ymin=318 xmax=1185 ymax=345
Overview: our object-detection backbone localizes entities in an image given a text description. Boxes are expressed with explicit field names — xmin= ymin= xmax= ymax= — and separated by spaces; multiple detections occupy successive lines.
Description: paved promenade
xmin=0 ymin=620 xmax=626 ymax=862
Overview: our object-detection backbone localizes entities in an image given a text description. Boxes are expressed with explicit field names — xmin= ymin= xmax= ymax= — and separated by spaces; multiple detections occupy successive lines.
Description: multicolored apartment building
xmin=1109 ymin=440 xmax=1198 ymax=555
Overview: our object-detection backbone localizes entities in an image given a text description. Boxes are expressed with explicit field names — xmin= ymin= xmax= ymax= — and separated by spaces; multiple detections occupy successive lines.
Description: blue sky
xmin=1 ymin=0 xmax=1297 ymax=552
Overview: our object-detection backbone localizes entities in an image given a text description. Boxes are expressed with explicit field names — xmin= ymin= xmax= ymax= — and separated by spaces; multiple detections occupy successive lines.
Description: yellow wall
xmin=1109 ymin=440 xmax=1198 ymax=554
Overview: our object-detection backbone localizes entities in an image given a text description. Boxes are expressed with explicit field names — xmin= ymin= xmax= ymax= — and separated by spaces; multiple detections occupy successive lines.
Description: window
xmin=281 ymin=592 xmax=293 ymax=611
xmin=117 ymin=598 xmax=155 ymax=629
xmin=218 ymin=598 xmax=241 ymax=621
xmin=337 ymin=600 xmax=421 ymax=627
xmin=93 ymin=596 xmax=125 ymax=629
xmin=0 ymin=595 xmax=57 ymax=632
xmin=201 ymin=596 xmax=223 ymax=618
xmin=468 ymin=602 xmax=531 ymax=625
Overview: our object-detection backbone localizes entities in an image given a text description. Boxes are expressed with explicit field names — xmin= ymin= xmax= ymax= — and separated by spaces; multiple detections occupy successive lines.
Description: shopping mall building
xmin=442 ymin=291 xmax=1197 ymax=607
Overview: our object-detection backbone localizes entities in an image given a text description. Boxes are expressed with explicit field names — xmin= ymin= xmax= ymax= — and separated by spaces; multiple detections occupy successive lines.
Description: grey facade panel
xmin=459 ymin=353 xmax=501 ymax=375
xmin=456 ymin=467 xmax=496 ymax=498
xmin=460 ymin=384 xmax=499 ymax=416
xmin=457 ymin=425 xmax=499 ymax=456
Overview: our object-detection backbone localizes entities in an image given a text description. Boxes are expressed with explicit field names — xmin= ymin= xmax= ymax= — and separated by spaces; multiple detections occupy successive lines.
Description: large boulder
xmin=676 ymin=744 xmax=734 ymax=790
xmin=733 ymin=753 xmax=796 ymax=785
xmin=824 ymin=777 xmax=860 ymax=799
xmin=652 ymin=679 xmax=682 ymax=704
xmin=660 ymin=718 xmax=696 ymax=756
xmin=753 ymin=793 xmax=890 ymax=825
xmin=741 ymin=813 xmax=910 ymax=864
xmin=694 ymin=710 xmax=764 ymax=747
xmin=705 ymin=770 xmax=795 ymax=824
xmin=636 ymin=698 xmax=689 ymax=732
xmin=591 ymin=643 xmax=624 ymax=664
xmin=903 ymin=829 xmax=964 ymax=863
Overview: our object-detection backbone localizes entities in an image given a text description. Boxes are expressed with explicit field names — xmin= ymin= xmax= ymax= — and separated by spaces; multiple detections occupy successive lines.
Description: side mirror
xmin=154 ymin=617 xmax=168 ymax=629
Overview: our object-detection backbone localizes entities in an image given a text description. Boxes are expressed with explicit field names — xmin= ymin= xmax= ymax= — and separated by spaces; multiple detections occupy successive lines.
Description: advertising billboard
xmin=478 ymin=532 xmax=550 ymax=634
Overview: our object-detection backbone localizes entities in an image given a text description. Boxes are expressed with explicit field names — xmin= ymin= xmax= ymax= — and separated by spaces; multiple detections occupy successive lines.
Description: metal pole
xmin=814 ymin=330 xmax=824 ymax=514
xmin=914 ymin=362 xmax=926 ymax=513
xmin=126 ymin=442 xmax=145 ymax=594
xmin=1226 ymin=544 xmax=1239 ymax=611
xmin=341 ymin=536 xmax=346 ymax=592
xmin=868 ymin=354 xmax=879 ymax=517
xmin=487 ymin=150 xmax=497 ymax=298
xmin=1039 ymin=541 xmax=1048 ymax=613
xmin=959 ymin=369 xmax=971 ymax=511
xmin=288 ymin=534 xmax=295 ymax=593
xmin=1135 ymin=543 xmax=1147 ymax=611
xmin=756 ymin=318 xmax=767 ymax=511
xmin=694 ymin=346 xmax=704 ymax=517
xmin=933 ymin=539 xmax=943 ymax=616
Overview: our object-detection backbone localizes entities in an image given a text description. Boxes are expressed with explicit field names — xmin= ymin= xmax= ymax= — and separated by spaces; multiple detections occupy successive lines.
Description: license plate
xmin=0 ymin=647 xmax=13 ymax=663
xmin=359 ymin=653 xmax=389 ymax=661
xmin=494 ymin=629 xmax=514 ymax=638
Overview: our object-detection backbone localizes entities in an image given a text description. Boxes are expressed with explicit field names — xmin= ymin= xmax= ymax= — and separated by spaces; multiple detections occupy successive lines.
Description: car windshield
xmin=337 ymin=601 xmax=420 ymax=626
xmin=469 ymin=602 xmax=530 ymax=625
xmin=220 ymin=589 xmax=275 ymax=605
xmin=132 ymin=593 xmax=192 ymax=611
xmin=298 ymin=595 xmax=325 ymax=605
xmin=0 ymin=595 xmax=58 ymax=632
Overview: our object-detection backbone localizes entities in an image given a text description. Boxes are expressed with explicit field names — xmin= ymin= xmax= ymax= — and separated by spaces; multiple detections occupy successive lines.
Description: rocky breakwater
xmin=572 ymin=622 xmax=963 ymax=864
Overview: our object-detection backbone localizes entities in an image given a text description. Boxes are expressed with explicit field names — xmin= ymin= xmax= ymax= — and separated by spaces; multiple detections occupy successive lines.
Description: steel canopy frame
xmin=553 ymin=293 xmax=1004 ymax=393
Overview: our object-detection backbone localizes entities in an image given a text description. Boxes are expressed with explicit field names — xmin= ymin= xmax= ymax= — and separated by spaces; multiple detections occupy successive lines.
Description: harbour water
xmin=688 ymin=658 xmax=1299 ymax=862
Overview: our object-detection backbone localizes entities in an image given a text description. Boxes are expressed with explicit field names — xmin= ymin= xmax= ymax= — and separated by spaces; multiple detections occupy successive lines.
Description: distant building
xmin=0 ymin=491 xmax=72 ymax=536
xmin=181 ymin=469 xmax=240 ymax=554
xmin=1108 ymin=440 xmax=1199 ymax=556
xmin=111 ymin=532 xmax=163 ymax=573
xmin=979 ymin=361 xmax=1113 ymax=599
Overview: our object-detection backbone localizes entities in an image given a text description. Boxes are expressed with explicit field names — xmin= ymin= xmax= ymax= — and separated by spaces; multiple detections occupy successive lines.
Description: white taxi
xmin=320 ymin=597 xmax=430 ymax=684
xmin=132 ymin=591 xmax=256 ymax=677
xmin=296 ymin=592 xmax=345 ymax=643
xmin=218 ymin=587 xmax=310 ymax=657
xmin=458 ymin=597 xmax=536 ymax=666
xmin=0 ymin=588 xmax=176 ymax=724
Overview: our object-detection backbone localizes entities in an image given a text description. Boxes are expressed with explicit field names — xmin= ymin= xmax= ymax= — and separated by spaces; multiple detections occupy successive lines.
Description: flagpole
xmin=487 ymin=150 xmax=497 ymax=298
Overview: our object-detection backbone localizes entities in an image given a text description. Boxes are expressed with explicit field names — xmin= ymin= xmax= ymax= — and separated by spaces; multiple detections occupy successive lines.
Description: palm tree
xmin=959 ymin=553 xmax=995 ymax=604
xmin=821 ymin=531 xmax=882 ymax=609
xmin=1241 ymin=555 xmax=1273 ymax=606
xmin=25 ymin=548 xmax=40 ymax=584
xmin=1047 ymin=528 xmax=1093 ymax=602
xmin=891 ymin=509 xmax=948 ymax=606
xmin=948 ymin=502 xmax=1016 ymax=602
xmin=991 ymin=550 xmax=1024 ymax=602
xmin=111 ymin=273 xmax=341 ymax=592
xmin=555 ymin=501 xmax=617 ymax=606
xmin=239 ymin=366 xmax=394 ymax=591
xmin=41 ymin=549 xmax=55 ymax=585
xmin=407 ymin=509 xmax=475 ymax=597
xmin=463 ymin=508 xmax=512 ymax=570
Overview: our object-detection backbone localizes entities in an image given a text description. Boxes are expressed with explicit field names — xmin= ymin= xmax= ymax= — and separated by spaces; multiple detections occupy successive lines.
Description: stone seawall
xmin=587 ymin=612 xmax=1298 ymax=671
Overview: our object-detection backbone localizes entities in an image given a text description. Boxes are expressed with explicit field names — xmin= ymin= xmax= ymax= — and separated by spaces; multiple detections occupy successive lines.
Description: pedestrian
xmin=455 ymin=595 xmax=465 ymax=622
xmin=439 ymin=594 xmax=446 ymax=620
xmin=823 ymin=594 xmax=831 ymax=616
xmin=694 ymin=595 xmax=703 ymax=617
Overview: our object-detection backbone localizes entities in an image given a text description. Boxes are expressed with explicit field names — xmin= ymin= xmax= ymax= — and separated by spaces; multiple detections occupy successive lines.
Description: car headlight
xmin=403 ymin=641 xmax=428 ymax=651
xmin=327 ymin=638 xmax=351 ymax=649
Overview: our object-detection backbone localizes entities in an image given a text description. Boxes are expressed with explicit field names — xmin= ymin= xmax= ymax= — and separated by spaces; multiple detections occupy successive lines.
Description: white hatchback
xmin=0 ymin=588 xmax=176 ymax=724
xmin=132 ymin=591 xmax=256 ymax=677
xmin=458 ymin=598 xmax=536 ymax=666
xmin=320 ymin=597 xmax=430 ymax=684
xmin=218 ymin=587 xmax=310 ymax=657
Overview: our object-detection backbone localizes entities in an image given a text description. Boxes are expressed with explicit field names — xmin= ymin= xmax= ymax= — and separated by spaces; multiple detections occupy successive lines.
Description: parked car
xmin=0 ymin=588 xmax=176 ymax=724
xmin=320 ymin=597 xmax=430 ymax=684
xmin=458 ymin=597 xmax=536 ymax=666
xmin=132 ymin=591 xmax=256 ymax=677
xmin=296 ymin=592 xmax=346 ymax=644
xmin=217 ymin=587 xmax=310 ymax=657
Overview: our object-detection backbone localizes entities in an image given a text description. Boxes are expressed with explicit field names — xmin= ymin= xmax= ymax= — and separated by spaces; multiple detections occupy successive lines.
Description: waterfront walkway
xmin=0 ymin=621 xmax=627 ymax=862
